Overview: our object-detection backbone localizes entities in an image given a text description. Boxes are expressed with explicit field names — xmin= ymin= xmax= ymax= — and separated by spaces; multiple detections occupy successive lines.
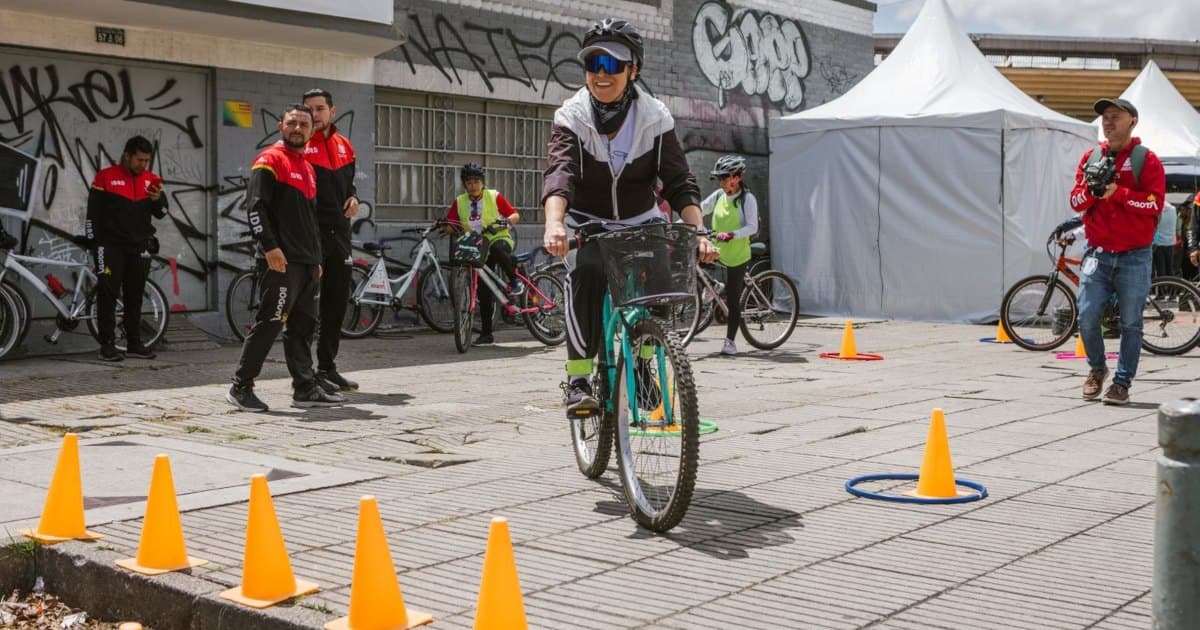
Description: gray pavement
xmin=0 ymin=317 xmax=1181 ymax=628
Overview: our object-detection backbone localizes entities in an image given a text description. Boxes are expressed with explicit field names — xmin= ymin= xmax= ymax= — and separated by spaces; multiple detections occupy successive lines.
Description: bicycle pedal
xmin=569 ymin=407 xmax=599 ymax=418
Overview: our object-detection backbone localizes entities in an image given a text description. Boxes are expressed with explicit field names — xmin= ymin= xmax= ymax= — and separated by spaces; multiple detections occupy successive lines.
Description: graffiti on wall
xmin=0 ymin=56 xmax=211 ymax=309
xmin=692 ymin=1 xmax=811 ymax=110
xmin=397 ymin=13 xmax=584 ymax=96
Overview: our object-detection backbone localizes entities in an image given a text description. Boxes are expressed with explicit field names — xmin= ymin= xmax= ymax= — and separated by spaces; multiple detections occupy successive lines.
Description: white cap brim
xmin=577 ymin=42 xmax=633 ymax=63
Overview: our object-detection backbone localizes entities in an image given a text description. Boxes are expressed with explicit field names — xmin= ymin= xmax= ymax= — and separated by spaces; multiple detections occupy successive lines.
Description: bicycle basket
xmin=594 ymin=223 xmax=697 ymax=307
xmin=450 ymin=232 xmax=487 ymax=267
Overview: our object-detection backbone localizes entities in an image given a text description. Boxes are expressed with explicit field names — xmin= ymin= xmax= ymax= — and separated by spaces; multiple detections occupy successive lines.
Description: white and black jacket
xmin=542 ymin=85 xmax=700 ymax=223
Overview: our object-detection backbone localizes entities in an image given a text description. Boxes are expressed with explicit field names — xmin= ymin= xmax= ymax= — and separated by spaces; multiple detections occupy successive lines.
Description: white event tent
xmin=1093 ymin=60 xmax=1200 ymax=170
xmin=769 ymin=0 xmax=1095 ymax=322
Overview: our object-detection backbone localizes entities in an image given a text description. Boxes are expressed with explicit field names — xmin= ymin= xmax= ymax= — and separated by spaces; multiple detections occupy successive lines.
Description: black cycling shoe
xmin=98 ymin=344 xmax=124 ymax=362
xmin=314 ymin=373 xmax=342 ymax=395
xmin=563 ymin=379 xmax=599 ymax=418
xmin=125 ymin=343 xmax=157 ymax=359
xmin=318 ymin=370 xmax=359 ymax=391
xmin=227 ymin=383 xmax=268 ymax=412
xmin=292 ymin=387 xmax=345 ymax=408
xmin=472 ymin=333 xmax=495 ymax=347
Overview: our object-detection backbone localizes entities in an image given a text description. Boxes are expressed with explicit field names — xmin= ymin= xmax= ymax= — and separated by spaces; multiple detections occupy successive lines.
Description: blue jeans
xmin=1077 ymin=246 xmax=1152 ymax=387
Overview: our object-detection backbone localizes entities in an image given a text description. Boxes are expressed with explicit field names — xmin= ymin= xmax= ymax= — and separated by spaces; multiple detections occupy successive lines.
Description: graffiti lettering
xmin=692 ymin=1 xmax=811 ymax=110
xmin=398 ymin=14 xmax=583 ymax=96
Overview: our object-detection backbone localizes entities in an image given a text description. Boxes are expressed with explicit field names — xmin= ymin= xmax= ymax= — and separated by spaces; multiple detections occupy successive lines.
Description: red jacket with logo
xmin=247 ymin=141 xmax=321 ymax=264
xmin=1069 ymin=138 xmax=1166 ymax=252
xmin=86 ymin=164 xmax=167 ymax=246
xmin=304 ymin=126 xmax=356 ymax=259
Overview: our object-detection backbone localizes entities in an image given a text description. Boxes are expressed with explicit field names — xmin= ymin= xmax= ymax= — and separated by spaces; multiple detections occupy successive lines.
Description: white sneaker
xmin=721 ymin=339 xmax=737 ymax=355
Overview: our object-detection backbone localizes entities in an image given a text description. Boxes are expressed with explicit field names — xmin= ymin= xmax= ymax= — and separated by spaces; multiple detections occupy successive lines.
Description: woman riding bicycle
xmin=701 ymin=155 xmax=759 ymax=356
xmin=541 ymin=18 xmax=718 ymax=419
xmin=444 ymin=162 xmax=522 ymax=346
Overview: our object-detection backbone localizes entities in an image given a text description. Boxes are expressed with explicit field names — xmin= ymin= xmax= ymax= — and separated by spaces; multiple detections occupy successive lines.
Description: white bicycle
xmin=340 ymin=220 xmax=455 ymax=338
xmin=0 ymin=239 xmax=169 ymax=360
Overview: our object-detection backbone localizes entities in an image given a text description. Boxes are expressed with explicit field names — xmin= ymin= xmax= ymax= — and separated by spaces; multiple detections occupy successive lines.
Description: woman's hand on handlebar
xmin=697 ymin=237 xmax=719 ymax=263
xmin=544 ymin=220 xmax=569 ymax=257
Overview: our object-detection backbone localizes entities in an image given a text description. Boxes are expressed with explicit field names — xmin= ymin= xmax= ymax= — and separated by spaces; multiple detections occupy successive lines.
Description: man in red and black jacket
xmin=86 ymin=135 xmax=167 ymax=362
xmin=226 ymin=104 xmax=343 ymax=412
xmin=1069 ymin=97 xmax=1166 ymax=406
xmin=301 ymin=88 xmax=360 ymax=393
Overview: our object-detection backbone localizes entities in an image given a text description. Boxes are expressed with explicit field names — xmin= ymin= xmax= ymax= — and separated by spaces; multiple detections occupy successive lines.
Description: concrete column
xmin=1155 ymin=398 xmax=1200 ymax=629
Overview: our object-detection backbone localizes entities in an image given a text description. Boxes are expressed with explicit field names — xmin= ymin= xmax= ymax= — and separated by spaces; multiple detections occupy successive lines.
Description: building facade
xmin=0 ymin=0 xmax=873 ymax=350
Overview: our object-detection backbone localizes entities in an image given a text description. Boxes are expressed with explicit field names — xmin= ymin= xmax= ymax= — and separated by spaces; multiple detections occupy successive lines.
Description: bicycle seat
xmin=751 ymin=242 xmax=767 ymax=256
xmin=362 ymin=242 xmax=391 ymax=254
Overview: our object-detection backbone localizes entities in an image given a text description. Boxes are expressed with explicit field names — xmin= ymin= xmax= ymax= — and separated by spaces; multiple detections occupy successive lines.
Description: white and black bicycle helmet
xmin=581 ymin=19 xmax=645 ymax=69
xmin=710 ymin=155 xmax=746 ymax=179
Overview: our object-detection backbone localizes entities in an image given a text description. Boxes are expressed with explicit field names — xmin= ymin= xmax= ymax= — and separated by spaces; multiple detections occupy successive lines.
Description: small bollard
xmin=1155 ymin=398 xmax=1200 ymax=629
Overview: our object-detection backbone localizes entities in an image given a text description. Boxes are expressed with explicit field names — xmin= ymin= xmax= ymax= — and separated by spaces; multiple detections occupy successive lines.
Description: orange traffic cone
xmin=22 ymin=433 xmax=102 ymax=543
xmin=325 ymin=496 xmax=432 ymax=630
xmin=219 ymin=474 xmax=319 ymax=608
xmin=1074 ymin=335 xmax=1087 ymax=359
xmin=116 ymin=455 xmax=208 ymax=575
xmin=994 ymin=322 xmax=1012 ymax=343
xmin=473 ymin=517 xmax=527 ymax=630
xmin=838 ymin=320 xmax=858 ymax=357
xmin=904 ymin=409 xmax=965 ymax=499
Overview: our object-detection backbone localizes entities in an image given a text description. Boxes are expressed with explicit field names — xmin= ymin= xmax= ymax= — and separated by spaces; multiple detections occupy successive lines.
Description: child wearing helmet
xmin=701 ymin=155 xmax=759 ymax=356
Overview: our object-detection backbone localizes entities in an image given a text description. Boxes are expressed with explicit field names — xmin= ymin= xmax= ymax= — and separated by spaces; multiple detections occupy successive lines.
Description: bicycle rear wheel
xmin=225 ymin=270 xmax=257 ymax=341
xmin=613 ymin=317 xmax=699 ymax=532
xmin=524 ymin=271 xmax=566 ymax=345
xmin=87 ymin=280 xmax=170 ymax=349
xmin=451 ymin=266 xmax=474 ymax=354
xmin=739 ymin=270 xmax=799 ymax=349
xmin=341 ymin=263 xmax=385 ymax=339
xmin=1000 ymin=275 xmax=1077 ymax=351
xmin=1142 ymin=276 xmax=1200 ymax=355
xmin=416 ymin=263 xmax=454 ymax=333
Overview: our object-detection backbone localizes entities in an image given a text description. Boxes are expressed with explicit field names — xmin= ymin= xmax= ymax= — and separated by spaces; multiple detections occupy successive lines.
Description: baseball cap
xmin=1093 ymin=98 xmax=1138 ymax=118
xmin=577 ymin=41 xmax=633 ymax=63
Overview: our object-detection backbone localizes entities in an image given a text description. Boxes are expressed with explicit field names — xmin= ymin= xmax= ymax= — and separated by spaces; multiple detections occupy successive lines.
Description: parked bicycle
xmin=339 ymin=220 xmax=456 ymax=338
xmin=448 ymin=219 xmax=567 ymax=353
xmin=1000 ymin=227 xmax=1200 ymax=355
xmin=671 ymin=239 xmax=799 ymax=349
xmin=566 ymin=221 xmax=701 ymax=533
xmin=0 ymin=237 xmax=169 ymax=360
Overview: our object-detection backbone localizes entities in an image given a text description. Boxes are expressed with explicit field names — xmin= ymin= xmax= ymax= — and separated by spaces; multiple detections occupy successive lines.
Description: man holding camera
xmin=86 ymin=135 xmax=167 ymax=362
xmin=1068 ymin=98 xmax=1165 ymax=405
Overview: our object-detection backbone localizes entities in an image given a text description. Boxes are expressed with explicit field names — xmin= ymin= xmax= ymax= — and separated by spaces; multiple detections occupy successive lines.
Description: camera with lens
xmin=1083 ymin=154 xmax=1116 ymax=197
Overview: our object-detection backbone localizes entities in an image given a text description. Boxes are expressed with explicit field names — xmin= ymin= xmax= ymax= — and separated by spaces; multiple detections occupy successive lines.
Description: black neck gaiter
xmin=591 ymin=85 xmax=638 ymax=135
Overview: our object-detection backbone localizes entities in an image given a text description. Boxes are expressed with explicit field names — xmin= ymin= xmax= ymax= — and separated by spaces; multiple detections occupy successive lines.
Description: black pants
xmin=724 ymin=262 xmax=748 ymax=341
xmin=566 ymin=240 xmax=606 ymax=361
xmin=316 ymin=248 xmax=353 ymax=373
xmin=1153 ymin=245 xmax=1176 ymax=279
xmin=94 ymin=244 xmax=150 ymax=347
xmin=479 ymin=240 xmax=517 ymax=335
xmin=234 ymin=263 xmax=320 ymax=391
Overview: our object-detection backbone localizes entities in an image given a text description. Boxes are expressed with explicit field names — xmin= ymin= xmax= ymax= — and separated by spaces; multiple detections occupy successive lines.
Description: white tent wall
xmin=1002 ymin=128 xmax=1095 ymax=294
xmin=770 ymin=127 xmax=883 ymax=317
xmin=878 ymin=126 xmax=1002 ymax=322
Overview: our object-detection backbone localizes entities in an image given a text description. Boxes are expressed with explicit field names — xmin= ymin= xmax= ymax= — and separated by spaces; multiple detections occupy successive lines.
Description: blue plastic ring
xmin=844 ymin=473 xmax=988 ymax=504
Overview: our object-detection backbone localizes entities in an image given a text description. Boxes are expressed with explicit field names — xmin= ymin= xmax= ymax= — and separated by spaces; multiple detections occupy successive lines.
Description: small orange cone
xmin=219 ymin=474 xmax=319 ymax=608
xmin=116 ymin=455 xmax=208 ymax=575
xmin=22 ymin=433 xmax=102 ymax=543
xmin=994 ymin=322 xmax=1012 ymax=343
xmin=473 ymin=517 xmax=527 ymax=630
xmin=1075 ymin=335 xmax=1087 ymax=359
xmin=324 ymin=496 xmax=432 ymax=630
xmin=904 ymin=409 xmax=965 ymax=499
xmin=838 ymin=320 xmax=858 ymax=358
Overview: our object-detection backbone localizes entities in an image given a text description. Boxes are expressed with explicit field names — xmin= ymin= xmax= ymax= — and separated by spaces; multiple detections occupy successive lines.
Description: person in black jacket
xmin=226 ymin=104 xmax=344 ymax=412
xmin=86 ymin=135 xmax=166 ymax=361
xmin=302 ymin=88 xmax=360 ymax=393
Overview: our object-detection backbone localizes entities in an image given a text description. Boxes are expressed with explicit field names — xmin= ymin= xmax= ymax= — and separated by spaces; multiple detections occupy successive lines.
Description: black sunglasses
xmin=585 ymin=53 xmax=629 ymax=75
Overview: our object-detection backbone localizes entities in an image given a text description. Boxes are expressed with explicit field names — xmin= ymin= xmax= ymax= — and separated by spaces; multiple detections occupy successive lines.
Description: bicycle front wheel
xmin=341 ymin=263 xmax=384 ymax=339
xmin=571 ymin=358 xmax=615 ymax=479
xmin=88 ymin=280 xmax=170 ymax=349
xmin=225 ymin=270 xmax=257 ymax=341
xmin=739 ymin=270 xmax=799 ymax=350
xmin=1142 ymin=276 xmax=1200 ymax=355
xmin=613 ymin=317 xmax=699 ymax=532
xmin=1000 ymin=275 xmax=1077 ymax=351
xmin=0 ymin=283 xmax=24 ymax=360
xmin=2 ymin=280 xmax=30 ymax=355
xmin=417 ymin=264 xmax=454 ymax=333
xmin=451 ymin=266 xmax=474 ymax=354
xmin=524 ymin=271 xmax=566 ymax=346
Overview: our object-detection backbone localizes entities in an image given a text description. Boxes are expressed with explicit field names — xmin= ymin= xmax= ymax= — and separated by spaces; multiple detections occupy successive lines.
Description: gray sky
xmin=874 ymin=0 xmax=1200 ymax=40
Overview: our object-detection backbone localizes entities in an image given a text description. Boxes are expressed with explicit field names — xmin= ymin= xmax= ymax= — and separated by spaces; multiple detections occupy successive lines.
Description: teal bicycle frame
xmin=600 ymin=294 xmax=674 ymax=427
